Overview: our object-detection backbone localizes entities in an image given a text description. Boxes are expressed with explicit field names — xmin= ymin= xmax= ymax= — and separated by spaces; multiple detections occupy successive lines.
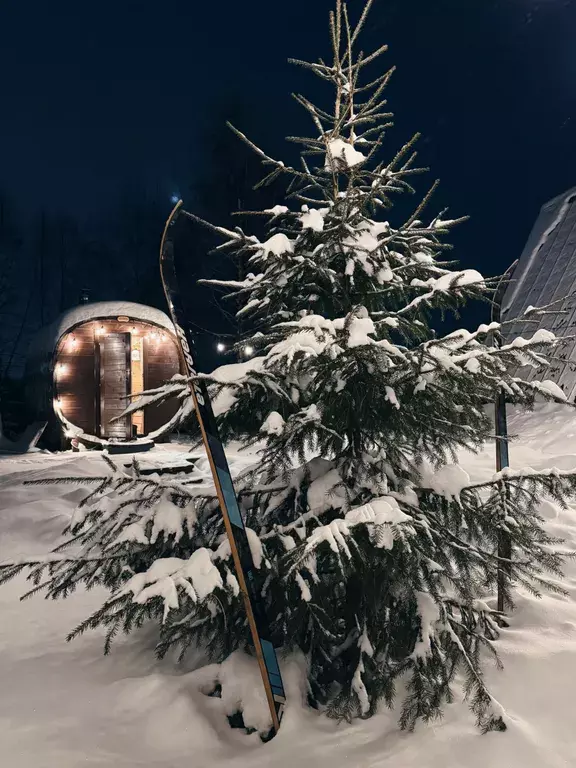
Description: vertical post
xmin=494 ymin=391 xmax=511 ymax=613
xmin=491 ymin=260 xmax=517 ymax=614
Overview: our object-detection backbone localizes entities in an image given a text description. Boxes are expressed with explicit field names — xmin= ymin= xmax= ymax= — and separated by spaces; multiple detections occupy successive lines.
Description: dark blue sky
xmin=1 ymin=0 xmax=576 ymax=276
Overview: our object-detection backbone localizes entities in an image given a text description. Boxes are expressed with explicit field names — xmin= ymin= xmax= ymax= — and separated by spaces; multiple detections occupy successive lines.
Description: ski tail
xmin=159 ymin=200 xmax=286 ymax=736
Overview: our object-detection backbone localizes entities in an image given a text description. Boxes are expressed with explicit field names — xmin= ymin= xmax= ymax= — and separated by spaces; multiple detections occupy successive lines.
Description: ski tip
xmin=168 ymin=199 xmax=184 ymax=219
xmin=160 ymin=200 xmax=185 ymax=260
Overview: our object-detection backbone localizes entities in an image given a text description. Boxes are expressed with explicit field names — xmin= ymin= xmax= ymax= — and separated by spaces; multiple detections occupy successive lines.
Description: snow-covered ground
xmin=1 ymin=403 xmax=576 ymax=767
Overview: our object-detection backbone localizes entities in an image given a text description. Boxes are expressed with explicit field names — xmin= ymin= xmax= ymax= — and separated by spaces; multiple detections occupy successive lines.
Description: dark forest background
xmin=0 ymin=104 xmax=280 ymax=376
xmin=0 ymin=82 xmax=550 ymax=436
xmin=0 ymin=102 xmax=288 ymax=437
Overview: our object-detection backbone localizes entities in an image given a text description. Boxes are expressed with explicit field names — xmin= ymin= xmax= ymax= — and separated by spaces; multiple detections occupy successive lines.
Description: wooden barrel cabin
xmin=26 ymin=301 xmax=186 ymax=450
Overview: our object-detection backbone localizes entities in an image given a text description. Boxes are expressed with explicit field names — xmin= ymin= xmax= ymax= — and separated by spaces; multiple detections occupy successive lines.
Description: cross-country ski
xmin=160 ymin=199 xmax=286 ymax=737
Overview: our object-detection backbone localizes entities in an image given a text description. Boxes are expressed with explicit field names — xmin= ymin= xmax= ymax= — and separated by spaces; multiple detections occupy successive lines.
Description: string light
xmin=216 ymin=342 xmax=226 ymax=353
xmin=95 ymin=325 xmax=105 ymax=336
xmin=131 ymin=326 xmax=139 ymax=334
xmin=56 ymin=363 xmax=67 ymax=376
xmin=244 ymin=345 xmax=254 ymax=357
xmin=68 ymin=334 xmax=77 ymax=349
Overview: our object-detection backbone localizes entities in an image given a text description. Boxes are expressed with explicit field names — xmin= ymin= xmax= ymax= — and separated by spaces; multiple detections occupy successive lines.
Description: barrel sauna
xmin=26 ymin=301 xmax=186 ymax=449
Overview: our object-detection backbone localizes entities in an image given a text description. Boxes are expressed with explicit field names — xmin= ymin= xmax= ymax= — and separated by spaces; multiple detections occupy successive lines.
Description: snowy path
xmin=1 ymin=406 xmax=576 ymax=767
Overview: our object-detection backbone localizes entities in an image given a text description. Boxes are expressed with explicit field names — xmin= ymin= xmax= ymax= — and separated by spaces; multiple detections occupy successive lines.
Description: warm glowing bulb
xmin=95 ymin=325 xmax=105 ymax=336
xmin=244 ymin=345 xmax=254 ymax=357
xmin=216 ymin=342 xmax=226 ymax=353
xmin=57 ymin=363 xmax=67 ymax=375
xmin=132 ymin=326 xmax=138 ymax=334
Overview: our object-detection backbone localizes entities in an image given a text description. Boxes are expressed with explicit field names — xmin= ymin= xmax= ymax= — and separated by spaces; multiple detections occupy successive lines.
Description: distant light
xmin=244 ymin=345 xmax=254 ymax=357
xmin=170 ymin=195 xmax=180 ymax=204
xmin=216 ymin=342 xmax=226 ymax=353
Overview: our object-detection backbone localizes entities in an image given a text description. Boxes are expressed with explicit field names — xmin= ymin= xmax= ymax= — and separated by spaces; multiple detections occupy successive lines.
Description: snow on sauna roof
xmin=28 ymin=301 xmax=175 ymax=364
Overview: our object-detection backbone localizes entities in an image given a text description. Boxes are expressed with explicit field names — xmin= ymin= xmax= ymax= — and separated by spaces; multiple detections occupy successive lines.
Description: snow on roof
xmin=27 ymin=301 xmax=175 ymax=366
xmin=539 ymin=184 xmax=576 ymax=212
xmin=500 ymin=186 xmax=576 ymax=397
xmin=502 ymin=187 xmax=576 ymax=317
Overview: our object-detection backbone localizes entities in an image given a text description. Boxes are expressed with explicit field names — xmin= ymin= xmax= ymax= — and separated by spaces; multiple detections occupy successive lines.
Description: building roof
xmin=501 ymin=186 xmax=576 ymax=320
xmin=501 ymin=186 xmax=576 ymax=397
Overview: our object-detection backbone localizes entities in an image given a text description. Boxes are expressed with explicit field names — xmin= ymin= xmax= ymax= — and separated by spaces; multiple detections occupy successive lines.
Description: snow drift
xmin=1 ymin=403 xmax=576 ymax=766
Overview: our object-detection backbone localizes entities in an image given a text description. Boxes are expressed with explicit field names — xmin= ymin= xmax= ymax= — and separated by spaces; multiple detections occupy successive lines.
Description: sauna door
xmin=97 ymin=333 xmax=131 ymax=439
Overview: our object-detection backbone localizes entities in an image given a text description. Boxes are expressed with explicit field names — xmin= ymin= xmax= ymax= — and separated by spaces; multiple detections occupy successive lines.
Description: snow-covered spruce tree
xmin=2 ymin=0 xmax=576 ymax=734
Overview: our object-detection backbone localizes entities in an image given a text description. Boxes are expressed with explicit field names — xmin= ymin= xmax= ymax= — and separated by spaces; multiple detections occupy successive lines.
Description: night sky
xmin=1 ymin=0 xmax=576 ymax=331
